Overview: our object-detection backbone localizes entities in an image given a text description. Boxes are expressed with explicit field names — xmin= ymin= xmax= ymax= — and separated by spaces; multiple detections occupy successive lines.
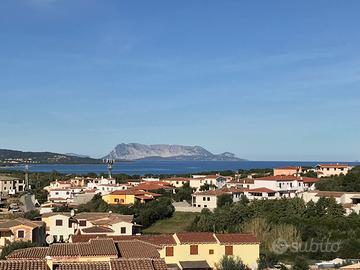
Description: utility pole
xmin=25 ymin=165 xmax=29 ymax=191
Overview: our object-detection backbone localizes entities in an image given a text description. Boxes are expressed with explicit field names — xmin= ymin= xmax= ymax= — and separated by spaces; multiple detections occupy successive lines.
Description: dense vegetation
xmin=77 ymin=194 xmax=174 ymax=228
xmin=216 ymin=256 xmax=251 ymax=270
xmin=189 ymin=196 xmax=360 ymax=263
xmin=316 ymin=166 xmax=360 ymax=191
xmin=0 ymin=241 xmax=38 ymax=259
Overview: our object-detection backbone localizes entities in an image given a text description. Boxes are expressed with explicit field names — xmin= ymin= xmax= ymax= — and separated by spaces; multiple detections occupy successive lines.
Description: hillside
xmin=103 ymin=143 xmax=245 ymax=161
xmin=0 ymin=149 xmax=100 ymax=164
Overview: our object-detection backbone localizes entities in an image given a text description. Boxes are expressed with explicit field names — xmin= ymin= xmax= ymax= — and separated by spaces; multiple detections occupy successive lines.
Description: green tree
xmin=24 ymin=210 xmax=40 ymax=220
xmin=0 ymin=241 xmax=37 ymax=259
xmin=292 ymin=256 xmax=309 ymax=270
xmin=216 ymin=256 xmax=251 ymax=270
xmin=174 ymin=182 xmax=194 ymax=202
xmin=217 ymin=194 xmax=233 ymax=208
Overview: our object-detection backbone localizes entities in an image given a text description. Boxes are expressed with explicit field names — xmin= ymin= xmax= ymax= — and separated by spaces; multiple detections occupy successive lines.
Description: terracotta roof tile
xmin=56 ymin=262 xmax=110 ymax=270
xmin=77 ymin=239 xmax=118 ymax=257
xmin=110 ymin=259 xmax=167 ymax=270
xmin=317 ymin=164 xmax=349 ymax=168
xmin=215 ymin=233 xmax=259 ymax=244
xmin=117 ymin=240 xmax=160 ymax=258
xmin=176 ymin=232 xmax=217 ymax=244
xmin=0 ymin=260 xmax=48 ymax=270
xmin=7 ymin=247 xmax=49 ymax=259
xmin=71 ymin=234 xmax=176 ymax=247
xmin=8 ymin=239 xmax=118 ymax=259
xmin=82 ymin=226 xmax=114 ymax=234
xmin=247 ymin=187 xmax=276 ymax=193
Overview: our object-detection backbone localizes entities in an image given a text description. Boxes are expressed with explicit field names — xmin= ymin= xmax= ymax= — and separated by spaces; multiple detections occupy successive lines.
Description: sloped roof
xmin=56 ymin=262 xmax=110 ymax=270
xmin=215 ymin=233 xmax=259 ymax=244
xmin=117 ymin=240 xmax=160 ymax=258
xmin=110 ymin=259 xmax=167 ymax=270
xmin=0 ymin=260 xmax=48 ymax=270
xmin=82 ymin=226 xmax=114 ymax=234
xmin=7 ymin=239 xmax=118 ymax=259
xmin=247 ymin=187 xmax=277 ymax=193
xmin=71 ymin=234 xmax=176 ymax=247
xmin=75 ymin=212 xmax=134 ymax=225
xmin=0 ymin=218 xmax=44 ymax=230
xmin=176 ymin=232 xmax=217 ymax=244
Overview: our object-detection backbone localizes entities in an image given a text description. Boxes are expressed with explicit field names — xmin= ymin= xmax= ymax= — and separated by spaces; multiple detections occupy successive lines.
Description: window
xmin=203 ymin=197 xmax=206 ymax=201
xmin=56 ymin=220 xmax=63 ymax=226
xmin=17 ymin=230 xmax=25 ymax=238
xmin=166 ymin=246 xmax=174 ymax=256
xmin=114 ymin=198 xmax=119 ymax=203
xmin=190 ymin=245 xmax=198 ymax=255
xmin=68 ymin=219 xmax=73 ymax=228
xmin=59 ymin=235 xmax=64 ymax=242
xmin=79 ymin=220 xmax=86 ymax=226
xmin=209 ymin=249 xmax=214 ymax=255
xmin=55 ymin=192 xmax=59 ymax=195
xmin=120 ymin=227 xmax=126 ymax=234
xmin=207 ymin=197 xmax=210 ymax=201
xmin=225 ymin=245 xmax=233 ymax=255
xmin=204 ymin=205 xmax=207 ymax=208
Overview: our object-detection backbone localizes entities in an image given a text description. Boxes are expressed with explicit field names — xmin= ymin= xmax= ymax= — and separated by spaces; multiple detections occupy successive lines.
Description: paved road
xmin=20 ymin=194 xmax=36 ymax=212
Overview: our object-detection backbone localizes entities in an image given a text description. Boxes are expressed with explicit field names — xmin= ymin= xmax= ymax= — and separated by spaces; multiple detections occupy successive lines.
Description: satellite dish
xmin=46 ymin=235 xmax=54 ymax=245
xmin=70 ymin=209 xmax=75 ymax=217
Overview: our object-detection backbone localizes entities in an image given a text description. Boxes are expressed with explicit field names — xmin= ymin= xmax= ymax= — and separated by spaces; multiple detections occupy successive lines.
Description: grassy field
xmin=143 ymin=212 xmax=200 ymax=234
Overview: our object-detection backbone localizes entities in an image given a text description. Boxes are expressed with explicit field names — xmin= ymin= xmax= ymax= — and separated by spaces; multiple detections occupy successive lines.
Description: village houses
xmin=0 ymin=218 xmax=45 ymax=253
xmin=1 ymin=232 xmax=260 ymax=270
xmin=41 ymin=211 xmax=136 ymax=243
xmin=316 ymin=163 xmax=351 ymax=178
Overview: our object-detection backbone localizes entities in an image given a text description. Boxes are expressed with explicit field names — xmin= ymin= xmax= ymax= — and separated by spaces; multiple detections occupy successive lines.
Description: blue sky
xmin=1 ymin=0 xmax=360 ymax=161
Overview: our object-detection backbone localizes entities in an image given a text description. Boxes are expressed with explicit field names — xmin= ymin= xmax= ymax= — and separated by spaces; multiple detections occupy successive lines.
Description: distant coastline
xmin=2 ymin=160 xmax=359 ymax=176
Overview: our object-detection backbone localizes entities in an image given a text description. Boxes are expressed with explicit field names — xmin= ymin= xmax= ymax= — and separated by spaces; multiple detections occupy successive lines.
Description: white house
xmin=192 ymin=188 xmax=246 ymax=210
xmin=48 ymin=188 xmax=74 ymax=203
xmin=42 ymin=211 xmax=136 ymax=243
xmin=190 ymin=175 xmax=227 ymax=191
xmin=299 ymin=190 xmax=360 ymax=215
xmin=251 ymin=175 xmax=319 ymax=197
xmin=0 ymin=175 xmax=25 ymax=195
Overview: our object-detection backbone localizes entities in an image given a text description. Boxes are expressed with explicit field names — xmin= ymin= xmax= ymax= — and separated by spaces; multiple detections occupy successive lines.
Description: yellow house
xmin=70 ymin=232 xmax=260 ymax=270
xmin=102 ymin=189 xmax=161 ymax=205
xmin=160 ymin=232 xmax=259 ymax=269
xmin=0 ymin=218 xmax=45 ymax=253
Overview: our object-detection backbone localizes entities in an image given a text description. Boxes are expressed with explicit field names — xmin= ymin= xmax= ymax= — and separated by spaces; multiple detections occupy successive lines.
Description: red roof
xmin=247 ymin=187 xmax=276 ymax=193
xmin=274 ymin=166 xmax=301 ymax=170
xmin=176 ymin=232 xmax=217 ymax=244
xmin=70 ymin=234 xmax=177 ymax=246
xmin=215 ymin=233 xmax=259 ymax=244
xmin=134 ymin=182 xmax=173 ymax=191
xmin=163 ymin=177 xmax=191 ymax=182
xmin=317 ymin=164 xmax=349 ymax=168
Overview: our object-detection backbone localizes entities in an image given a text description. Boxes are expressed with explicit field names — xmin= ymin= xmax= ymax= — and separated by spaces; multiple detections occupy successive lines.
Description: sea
xmin=2 ymin=160 xmax=360 ymax=176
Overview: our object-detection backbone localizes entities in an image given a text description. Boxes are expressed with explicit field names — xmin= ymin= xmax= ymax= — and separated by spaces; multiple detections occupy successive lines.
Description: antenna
xmin=104 ymin=159 xmax=115 ymax=178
